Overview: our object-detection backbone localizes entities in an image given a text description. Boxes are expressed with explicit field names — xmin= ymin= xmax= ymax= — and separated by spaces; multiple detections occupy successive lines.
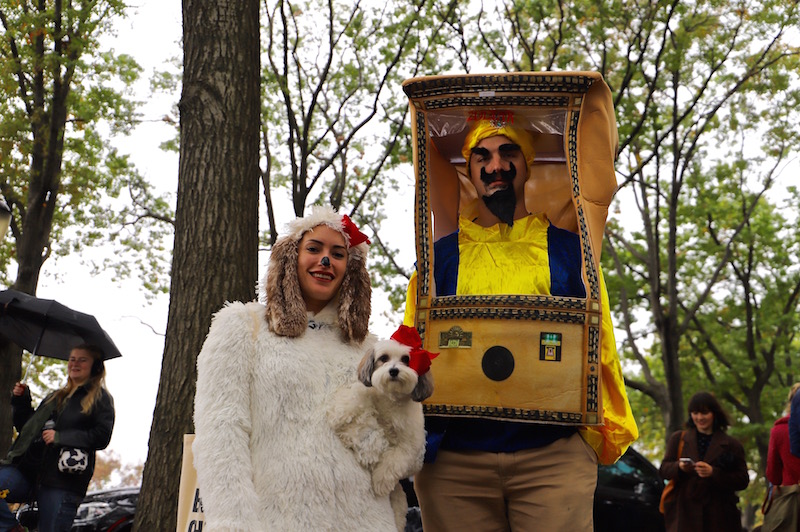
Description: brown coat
xmin=659 ymin=428 xmax=749 ymax=532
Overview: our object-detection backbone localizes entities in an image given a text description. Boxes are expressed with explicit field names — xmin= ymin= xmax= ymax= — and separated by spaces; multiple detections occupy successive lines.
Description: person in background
xmin=766 ymin=383 xmax=800 ymax=496
xmin=0 ymin=344 xmax=115 ymax=532
xmin=790 ymin=385 xmax=800 ymax=458
xmin=659 ymin=391 xmax=749 ymax=532
xmin=193 ymin=206 xmax=399 ymax=530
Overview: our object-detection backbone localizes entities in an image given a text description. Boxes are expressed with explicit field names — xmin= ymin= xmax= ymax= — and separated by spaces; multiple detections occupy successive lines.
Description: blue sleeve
xmin=791 ymin=392 xmax=800 ymax=457
xmin=433 ymin=231 xmax=459 ymax=297
xmin=547 ymin=225 xmax=586 ymax=298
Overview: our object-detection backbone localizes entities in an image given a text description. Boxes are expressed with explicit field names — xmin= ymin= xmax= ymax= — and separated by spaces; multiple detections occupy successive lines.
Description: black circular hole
xmin=482 ymin=345 xmax=515 ymax=381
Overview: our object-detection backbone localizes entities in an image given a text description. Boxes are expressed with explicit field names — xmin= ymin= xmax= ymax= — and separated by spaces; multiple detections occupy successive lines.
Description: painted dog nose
xmin=321 ymin=256 xmax=330 ymax=267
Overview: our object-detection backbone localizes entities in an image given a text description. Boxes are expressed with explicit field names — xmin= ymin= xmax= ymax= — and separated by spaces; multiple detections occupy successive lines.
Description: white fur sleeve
xmin=193 ymin=302 xmax=262 ymax=531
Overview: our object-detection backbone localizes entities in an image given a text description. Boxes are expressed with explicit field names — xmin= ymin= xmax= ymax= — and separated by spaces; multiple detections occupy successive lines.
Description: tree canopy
xmin=258 ymin=0 xmax=800 ymax=461
xmin=0 ymin=0 xmax=174 ymax=456
xmin=260 ymin=0 xmax=465 ymax=309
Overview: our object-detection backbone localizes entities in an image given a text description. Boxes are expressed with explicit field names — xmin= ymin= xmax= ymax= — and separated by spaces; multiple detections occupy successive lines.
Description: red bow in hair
xmin=390 ymin=325 xmax=439 ymax=376
xmin=341 ymin=215 xmax=371 ymax=247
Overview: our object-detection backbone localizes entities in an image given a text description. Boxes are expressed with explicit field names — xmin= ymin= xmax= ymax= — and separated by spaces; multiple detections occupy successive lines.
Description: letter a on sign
xmin=192 ymin=488 xmax=204 ymax=513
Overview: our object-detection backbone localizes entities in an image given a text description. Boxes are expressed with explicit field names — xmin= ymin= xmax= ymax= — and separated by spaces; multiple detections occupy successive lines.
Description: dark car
xmin=16 ymin=486 xmax=138 ymax=532
xmin=595 ymin=447 xmax=665 ymax=532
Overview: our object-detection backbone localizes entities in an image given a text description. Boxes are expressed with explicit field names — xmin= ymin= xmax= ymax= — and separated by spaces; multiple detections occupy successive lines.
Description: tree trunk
xmin=133 ymin=0 xmax=260 ymax=529
xmin=0 ymin=110 xmax=64 ymax=456
xmin=0 ymin=340 xmax=22 ymax=457
xmin=663 ymin=323 xmax=685 ymax=436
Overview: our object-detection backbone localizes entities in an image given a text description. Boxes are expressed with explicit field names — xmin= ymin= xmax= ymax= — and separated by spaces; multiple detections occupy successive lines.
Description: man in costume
xmin=403 ymin=117 xmax=638 ymax=530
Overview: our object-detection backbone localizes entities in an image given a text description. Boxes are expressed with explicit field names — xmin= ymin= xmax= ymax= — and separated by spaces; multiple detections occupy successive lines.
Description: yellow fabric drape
xmin=577 ymin=270 xmax=639 ymax=465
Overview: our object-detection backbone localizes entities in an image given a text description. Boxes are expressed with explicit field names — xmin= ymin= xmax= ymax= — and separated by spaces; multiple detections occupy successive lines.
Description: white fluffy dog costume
xmin=328 ymin=325 xmax=437 ymax=531
xmin=193 ymin=206 xmax=398 ymax=531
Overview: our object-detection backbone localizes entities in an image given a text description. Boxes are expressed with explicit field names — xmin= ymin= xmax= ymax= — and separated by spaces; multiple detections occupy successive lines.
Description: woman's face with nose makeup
xmin=297 ymin=225 xmax=348 ymax=313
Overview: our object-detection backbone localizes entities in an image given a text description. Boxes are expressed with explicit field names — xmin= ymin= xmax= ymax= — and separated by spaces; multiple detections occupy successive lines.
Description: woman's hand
xmin=694 ymin=461 xmax=713 ymax=478
xmin=678 ymin=459 xmax=695 ymax=473
xmin=42 ymin=429 xmax=56 ymax=445
xmin=12 ymin=382 xmax=27 ymax=396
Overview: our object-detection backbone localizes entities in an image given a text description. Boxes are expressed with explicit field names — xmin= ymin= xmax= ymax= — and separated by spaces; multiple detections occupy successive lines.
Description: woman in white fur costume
xmin=193 ymin=206 xmax=397 ymax=531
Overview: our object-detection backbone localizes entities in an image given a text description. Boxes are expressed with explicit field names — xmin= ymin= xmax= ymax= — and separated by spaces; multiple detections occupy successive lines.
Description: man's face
xmin=468 ymin=135 xmax=528 ymax=199
xmin=469 ymin=135 xmax=528 ymax=225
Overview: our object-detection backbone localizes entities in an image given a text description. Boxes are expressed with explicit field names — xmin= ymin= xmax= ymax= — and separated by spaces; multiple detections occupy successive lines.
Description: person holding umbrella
xmin=0 ymin=344 xmax=115 ymax=532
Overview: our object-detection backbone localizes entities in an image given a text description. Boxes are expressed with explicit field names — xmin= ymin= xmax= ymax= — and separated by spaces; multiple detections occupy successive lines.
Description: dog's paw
xmin=389 ymin=484 xmax=408 ymax=532
xmin=371 ymin=467 xmax=399 ymax=498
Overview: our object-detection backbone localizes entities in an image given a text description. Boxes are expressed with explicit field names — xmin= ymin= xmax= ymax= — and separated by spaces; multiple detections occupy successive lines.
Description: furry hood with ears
xmin=263 ymin=205 xmax=371 ymax=343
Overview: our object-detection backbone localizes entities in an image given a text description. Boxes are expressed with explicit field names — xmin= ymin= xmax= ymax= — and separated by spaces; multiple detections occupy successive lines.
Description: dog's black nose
xmin=389 ymin=367 xmax=399 ymax=378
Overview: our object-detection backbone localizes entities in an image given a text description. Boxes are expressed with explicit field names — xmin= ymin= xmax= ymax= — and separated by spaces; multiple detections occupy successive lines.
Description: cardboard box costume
xmin=401 ymin=72 xmax=637 ymax=464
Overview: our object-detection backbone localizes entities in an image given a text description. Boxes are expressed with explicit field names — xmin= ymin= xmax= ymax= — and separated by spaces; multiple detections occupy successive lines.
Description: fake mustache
xmin=480 ymin=162 xmax=516 ymax=186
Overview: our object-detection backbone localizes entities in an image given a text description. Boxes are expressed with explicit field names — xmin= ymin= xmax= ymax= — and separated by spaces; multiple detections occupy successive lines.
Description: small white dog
xmin=328 ymin=327 xmax=436 ymax=531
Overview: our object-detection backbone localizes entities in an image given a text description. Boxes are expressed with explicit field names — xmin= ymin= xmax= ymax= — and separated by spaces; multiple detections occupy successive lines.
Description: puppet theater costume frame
xmin=403 ymin=72 xmax=620 ymax=428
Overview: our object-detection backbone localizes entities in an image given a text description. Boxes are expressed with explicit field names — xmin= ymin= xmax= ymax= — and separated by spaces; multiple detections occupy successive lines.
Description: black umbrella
xmin=0 ymin=289 xmax=123 ymax=363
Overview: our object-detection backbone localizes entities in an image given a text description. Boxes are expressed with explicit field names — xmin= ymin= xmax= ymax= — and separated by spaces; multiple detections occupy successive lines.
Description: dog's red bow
xmin=390 ymin=325 xmax=439 ymax=376
xmin=341 ymin=215 xmax=370 ymax=247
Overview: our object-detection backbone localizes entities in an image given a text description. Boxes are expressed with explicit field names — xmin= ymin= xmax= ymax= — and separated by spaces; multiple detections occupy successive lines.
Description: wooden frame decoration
xmin=403 ymin=72 xmax=619 ymax=426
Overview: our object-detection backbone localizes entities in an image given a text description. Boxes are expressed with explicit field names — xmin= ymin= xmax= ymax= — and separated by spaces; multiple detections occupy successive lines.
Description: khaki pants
xmin=415 ymin=432 xmax=598 ymax=532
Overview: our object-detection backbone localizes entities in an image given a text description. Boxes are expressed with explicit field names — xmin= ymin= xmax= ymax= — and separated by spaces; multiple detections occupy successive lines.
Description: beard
xmin=480 ymin=163 xmax=518 ymax=226
xmin=482 ymin=186 xmax=517 ymax=226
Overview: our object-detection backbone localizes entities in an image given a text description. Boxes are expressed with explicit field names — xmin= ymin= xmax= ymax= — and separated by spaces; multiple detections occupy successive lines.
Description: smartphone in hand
xmin=679 ymin=457 xmax=695 ymax=465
